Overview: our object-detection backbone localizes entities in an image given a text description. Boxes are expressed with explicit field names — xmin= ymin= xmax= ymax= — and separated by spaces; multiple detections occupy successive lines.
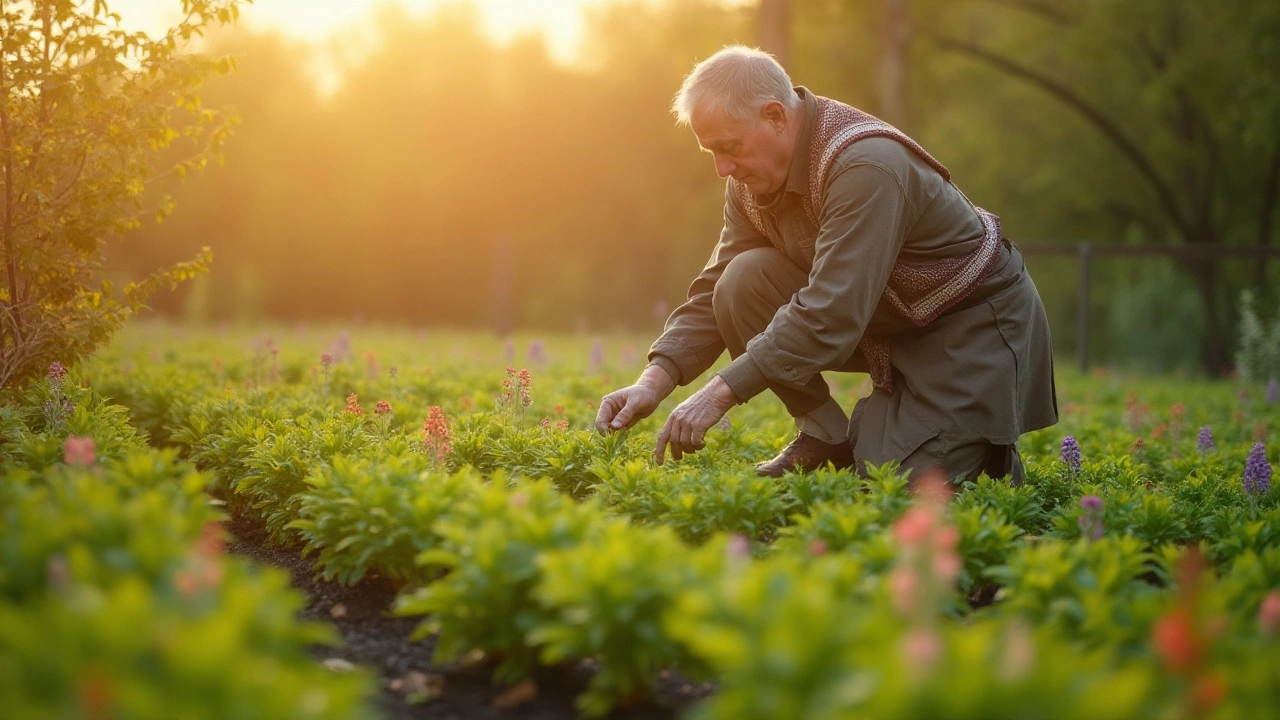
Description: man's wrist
xmin=706 ymin=375 xmax=740 ymax=406
xmin=639 ymin=362 xmax=677 ymax=397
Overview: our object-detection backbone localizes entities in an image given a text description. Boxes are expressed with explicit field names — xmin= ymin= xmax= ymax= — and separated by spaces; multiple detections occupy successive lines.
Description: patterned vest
xmin=730 ymin=96 xmax=1004 ymax=394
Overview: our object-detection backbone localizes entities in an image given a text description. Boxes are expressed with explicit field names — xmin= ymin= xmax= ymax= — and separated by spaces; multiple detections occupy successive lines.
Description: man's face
xmin=690 ymin=102 xmax=793 ymax=196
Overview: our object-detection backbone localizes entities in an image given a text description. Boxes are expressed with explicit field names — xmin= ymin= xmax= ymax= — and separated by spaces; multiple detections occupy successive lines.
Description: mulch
xmin=225 ymin=517 xmax=713 ymax=720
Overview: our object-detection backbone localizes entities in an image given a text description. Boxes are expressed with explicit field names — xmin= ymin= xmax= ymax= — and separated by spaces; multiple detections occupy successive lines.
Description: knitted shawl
xmin=730 ymin=96 xmax=1003 ymax=394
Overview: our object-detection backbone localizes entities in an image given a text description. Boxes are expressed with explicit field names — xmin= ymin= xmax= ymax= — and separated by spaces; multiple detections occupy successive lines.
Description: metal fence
xmin=1019 ymin=243 xmax=1280 ymax=373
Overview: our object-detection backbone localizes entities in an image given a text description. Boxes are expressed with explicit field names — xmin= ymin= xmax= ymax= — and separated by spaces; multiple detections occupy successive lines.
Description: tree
xmin=918 ymin=0 xmax=1280 ymax=372
xmin=0 ymin=0 xmax=243 ymax=388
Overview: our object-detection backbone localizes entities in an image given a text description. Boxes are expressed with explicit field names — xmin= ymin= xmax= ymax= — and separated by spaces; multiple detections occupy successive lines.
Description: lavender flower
xmin=1078 ymin=495 xmax=1104 ymax=541
xmin=527 ymin=339 xmax=546 ymax=364
xmin=588 ymin=338 xmax=605 ymax=374
xmin=1268 ymin=378 xmax=1280 ymax=405
xmin=47 ymin=361 xmax=67 ymax=381
xmin=1061 ymin=435 xmax=1082 ymax=474
xmin=1244 ymin=442 xmax=1272 ymax=495
xmin=1197 ymin=426 xmax=1215 ymax=456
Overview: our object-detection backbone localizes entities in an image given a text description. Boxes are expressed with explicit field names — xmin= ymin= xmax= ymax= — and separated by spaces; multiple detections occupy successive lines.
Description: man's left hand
xmin=654 ymin=375 xmax=738 ymax=466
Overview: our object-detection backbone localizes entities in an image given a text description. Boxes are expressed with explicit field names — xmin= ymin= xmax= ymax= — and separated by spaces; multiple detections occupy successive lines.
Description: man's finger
xmin=670 ymin=419 xmax=687 ymax=461
xmin=654 ymin=425 xmax=671 ymax=466
xmin=691 ymin=424 xmax=707 ymax=451
xmin=611 ymin=400 xmax=634 ymax=430
xmin=594 ymin=396 xmax=619 ymax=435
xmin=681 ymin=421 xmax=700 ymax=456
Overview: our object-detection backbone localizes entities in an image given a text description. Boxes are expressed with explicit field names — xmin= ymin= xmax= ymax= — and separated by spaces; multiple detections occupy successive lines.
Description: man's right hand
xmin=594 ymin=363 xmax=676 ymax=434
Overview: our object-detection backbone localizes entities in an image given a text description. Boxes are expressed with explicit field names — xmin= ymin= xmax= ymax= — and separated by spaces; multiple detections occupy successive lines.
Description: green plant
xmin=0 ymin=0 xmax=243 ymax=388
xmin=394 ymin=478 xmax=602 ymax=684
xmin=531 ymin=522 xmax=699 ymax=716
xmin=289 ymin=456 xmax=481 ymax=585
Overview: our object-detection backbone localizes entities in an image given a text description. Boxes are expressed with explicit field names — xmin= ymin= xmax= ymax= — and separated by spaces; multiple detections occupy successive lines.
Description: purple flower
xmin=1197 ymin=425 xmax=1214 ymax=455
xmin=1244 ymin=442 xmax=1272 ymax=495
xmin=47 ymin=361 xmax=67 ymax=381
xmin=320 ymin=352 xmax=334 ymax=369
xmin=1268 ymin=378 xmax=1280 ymax=405
xmin=1061 ymin=435 xmax=1082 ymax=473
xmin=527 ymin=339 xmax=546 ymax=364
xmin=589 ymin=338 xmax=604 ymax=374
xmin=1078 ymin=495 xmax=1104 ymax=541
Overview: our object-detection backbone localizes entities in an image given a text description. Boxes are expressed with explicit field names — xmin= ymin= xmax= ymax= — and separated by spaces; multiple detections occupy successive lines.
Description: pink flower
xmin=423 ymin=406 xmax=452 ymax=462
xmin=320 ymin=352 xmax=334 ymax=368
xmin=1259 ymin=591 xmax=1280 ymax=636
xmin=809 ymin=539 xmax=827 ymax=557
xmin=726 ymin=534 xmax=751 ymax=563
xmin=63 ymin=436 xmax=95 ymax=466
xmin=889 ymin=567 xmax=918 ymax=615
xmin=893 ymin=507 xmax=935 ymax=544
xmin=374 ymin=401 xmax=392 ymax=415
xmin=900 ymin=628 xmax=942 ymax=669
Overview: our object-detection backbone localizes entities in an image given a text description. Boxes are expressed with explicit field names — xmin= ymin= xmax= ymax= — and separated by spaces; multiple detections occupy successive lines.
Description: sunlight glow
xmin=108 ymin=0 xmax=617 ymax=62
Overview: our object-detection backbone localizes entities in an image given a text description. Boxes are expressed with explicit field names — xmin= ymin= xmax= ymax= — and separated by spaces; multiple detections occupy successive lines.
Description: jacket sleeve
xmin=716 ymin=159 xmax=916 ymax=402
xmin=647 ymin=182 xmax=771 ymax=385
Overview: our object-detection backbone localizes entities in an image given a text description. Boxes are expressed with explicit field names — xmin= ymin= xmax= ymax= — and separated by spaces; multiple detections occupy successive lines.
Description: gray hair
xmin=671 ymin=45 xmax=799 ymax=126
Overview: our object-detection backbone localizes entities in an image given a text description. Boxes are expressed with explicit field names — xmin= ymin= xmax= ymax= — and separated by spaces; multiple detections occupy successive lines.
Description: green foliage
xmin=986 ymin=537 xmax=1165 ymax=651
xmin=0 ymin=0 xmax=244 ymax=388
xmin=1236 ymin=289 xmax=1280 ymax=384
xmin=531 ymin=522 xmax=702 ymax=717
xmin=289 ymin=457 xmax=481 ymax=585
xmin=63 ymin=328 xmax=1280 ymax=718
xmin=0 ymin=565 xmax=375 ymax=720
xmin=665 ymin=553 xmax=875 ymax=720
xmin=592 ymin=460 xmax=787 ymax=543
xmin=0 ymin=452 xmax=214 ymax=603
xmin=394 ymin=479 xmax=601 ymax=685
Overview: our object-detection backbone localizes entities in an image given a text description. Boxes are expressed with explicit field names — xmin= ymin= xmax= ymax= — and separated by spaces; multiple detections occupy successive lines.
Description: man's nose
xmin=714 ymin=155 xmax=736 ymax=178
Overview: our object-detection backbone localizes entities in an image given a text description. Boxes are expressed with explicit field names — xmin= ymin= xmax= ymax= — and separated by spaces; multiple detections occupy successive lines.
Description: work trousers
xmin=711 ymin=246 xmax=1023 ymax=485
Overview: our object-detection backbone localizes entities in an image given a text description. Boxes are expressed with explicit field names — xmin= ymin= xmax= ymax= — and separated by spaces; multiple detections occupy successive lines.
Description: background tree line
xmin=111 ymin=0 xmax=1280 ymax=374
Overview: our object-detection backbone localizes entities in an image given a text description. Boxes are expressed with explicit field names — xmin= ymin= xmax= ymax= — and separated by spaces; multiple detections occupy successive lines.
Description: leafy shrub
xmin=0 ymin=452 xmax=215 ymax=603
xmin=0 ymin=565 xmax=375 ymax=720
xmin=1236 ymin=289 xmax=1280 ymax=384
xmin=531 ymin=522 xmax=701 ymax=716
xmin=289 ymin=457 xmax=482 ymax=585
xmin=394 ymin=478 xmax=602 ymax=684
xmin=986 ymin=536 xmax=1165 ymax=650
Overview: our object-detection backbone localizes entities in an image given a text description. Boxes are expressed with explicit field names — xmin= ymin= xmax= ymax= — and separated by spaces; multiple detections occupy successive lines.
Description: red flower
xmin=375 ymin=401 xmax=392 ymax=415
xmin=344 ymin=393 xmax=364 ymax=416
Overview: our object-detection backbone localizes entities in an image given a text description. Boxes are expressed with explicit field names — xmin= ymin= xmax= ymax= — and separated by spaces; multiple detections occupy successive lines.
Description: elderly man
xmin=594 ymin=46 xmax=1057 ymax=484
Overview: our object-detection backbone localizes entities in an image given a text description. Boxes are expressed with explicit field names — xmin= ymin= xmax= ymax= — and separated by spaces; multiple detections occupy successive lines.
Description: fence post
xmin=1078 ymin=242 xmax=1091 ymax=374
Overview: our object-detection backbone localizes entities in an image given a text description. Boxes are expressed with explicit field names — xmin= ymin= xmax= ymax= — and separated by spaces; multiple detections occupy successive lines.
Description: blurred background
xmin=104 ymin=0 xmax=1280 ymax=375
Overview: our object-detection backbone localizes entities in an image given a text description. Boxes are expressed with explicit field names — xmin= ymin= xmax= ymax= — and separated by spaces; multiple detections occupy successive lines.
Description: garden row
xmin=59 ymin=327 xmax=1280 ymax=718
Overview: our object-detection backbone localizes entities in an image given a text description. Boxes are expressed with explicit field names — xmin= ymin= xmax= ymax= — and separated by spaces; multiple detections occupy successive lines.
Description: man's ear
xmin=760 ymin=101 xmax=788 ymax=133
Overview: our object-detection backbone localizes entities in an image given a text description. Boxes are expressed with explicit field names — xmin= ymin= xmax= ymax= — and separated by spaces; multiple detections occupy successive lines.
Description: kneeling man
xmin=595 ymin=46 xmax=1057 ymax=484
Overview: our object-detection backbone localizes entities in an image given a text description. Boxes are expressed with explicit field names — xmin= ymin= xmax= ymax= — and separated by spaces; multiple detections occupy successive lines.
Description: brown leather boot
xmin=755 ymin=432 xmax=856 ymax=477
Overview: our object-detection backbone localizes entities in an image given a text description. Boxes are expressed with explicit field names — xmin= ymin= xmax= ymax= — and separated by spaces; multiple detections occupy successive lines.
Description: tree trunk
xmin=759 ymin=0 xmax=790 ymax=69
xmin=880 ymin=0 xmax=912 ymax=129
xmin=1180 ymin=254 xmax=1229 ymax=375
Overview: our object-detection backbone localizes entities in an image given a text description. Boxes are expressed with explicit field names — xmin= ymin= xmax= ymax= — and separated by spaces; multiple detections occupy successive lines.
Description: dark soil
xmin=225 ymin=518 xmax=713 ymax=720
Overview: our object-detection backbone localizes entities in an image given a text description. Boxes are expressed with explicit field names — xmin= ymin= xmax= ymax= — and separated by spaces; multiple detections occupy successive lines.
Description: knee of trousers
xmin=712 ymin=247 xmax=797 ymax=331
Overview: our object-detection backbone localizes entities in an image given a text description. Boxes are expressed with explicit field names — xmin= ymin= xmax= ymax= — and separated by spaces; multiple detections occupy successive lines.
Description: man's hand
xmin=654 ymin=375 xmax=738 ymax=466
xmin=595 ymin=364 xmax=677 ymax=434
